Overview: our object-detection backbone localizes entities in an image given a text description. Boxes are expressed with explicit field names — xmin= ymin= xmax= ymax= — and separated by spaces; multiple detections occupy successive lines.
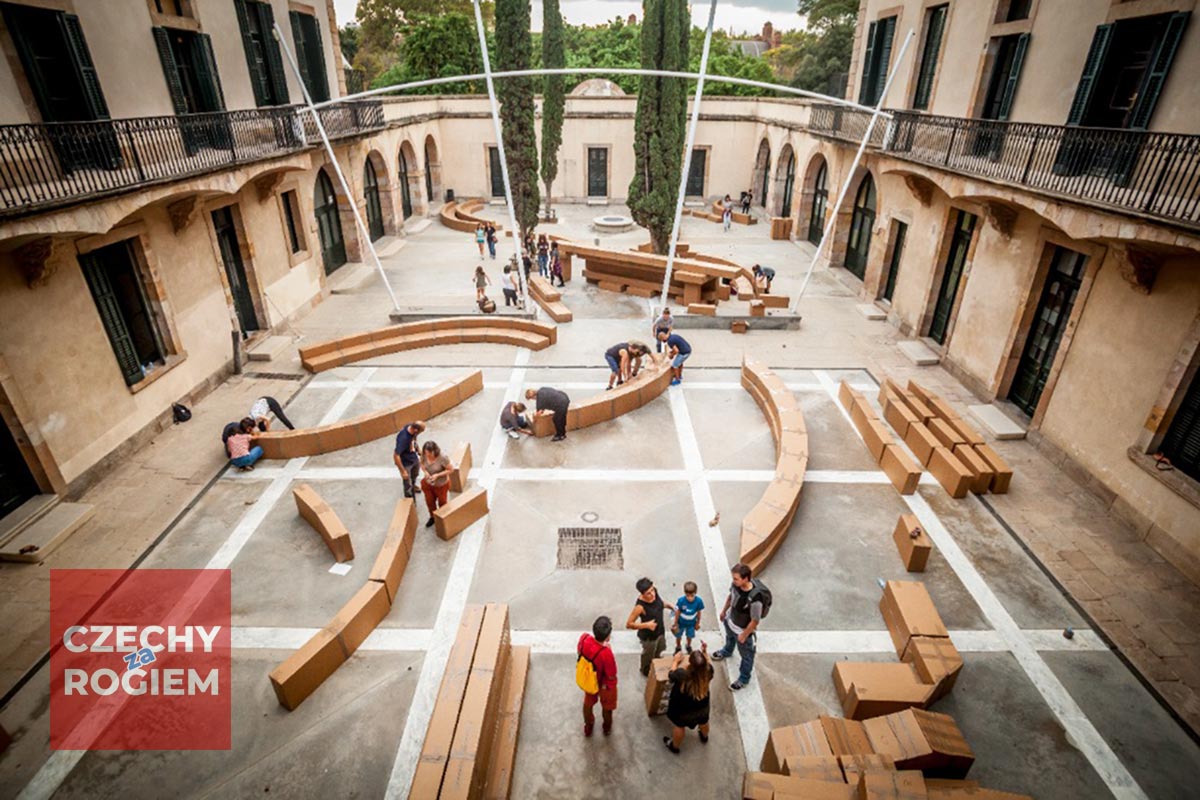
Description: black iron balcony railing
xmin=809 ymin=103 xmax=1200 ymax=229
xmin=0 ymin=100 xmax=384 ymax=217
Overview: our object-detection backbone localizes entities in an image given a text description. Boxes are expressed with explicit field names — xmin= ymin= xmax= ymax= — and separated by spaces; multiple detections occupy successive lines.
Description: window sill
xmin=287 ymin=249 xmax=312 ymax=269
xmin=128 ymin=353 xmax=187 ymax=395
xmin=1128 ymin=446 xmax=1200 ymax=512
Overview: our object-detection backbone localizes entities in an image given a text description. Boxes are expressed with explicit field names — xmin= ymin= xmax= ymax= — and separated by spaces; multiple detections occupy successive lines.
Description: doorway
xmin=587 ymin=147 xmax=608 ymax=198
xmin=845 ymin=174 xmax=876 ymax=280
xmin=211 ymin=206 xmax=259 ymax=336
xmin=0 ymin=419 xmax=38 ymax=522
xmin=364 ymin=159 xmax=384 ymax=240
xmin=686 ymin=148 xmax=706 ymax=197
xmin=488 ymin=147 xmax=505 ymax=198
xmin=880 ymin=220 xmax=907 ymax=302
xmin=398 ymin=148 xmax=413 ymax=219
xmin=808 ymin=161 xmax=828 ymax=245
xmin=314 ymin=170 xmax=346 ymax=274
xmin=929 ymin=209 xmax=977 ymax=344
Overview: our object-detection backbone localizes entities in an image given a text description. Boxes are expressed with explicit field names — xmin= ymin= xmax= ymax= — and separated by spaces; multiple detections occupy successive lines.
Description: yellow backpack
xmin=575 ymin=647 xmax=600 ymax=694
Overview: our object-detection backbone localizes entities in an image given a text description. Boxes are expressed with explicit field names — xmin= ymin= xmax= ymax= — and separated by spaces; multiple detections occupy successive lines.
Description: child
xmin=652 ymin=308 xmax=673 ymax=352
xmin=672 ymin=581 xmax=705 ymax=654
xmin=473 ymin=265 xmax=490 ymax=301
xmin=475 ymin=224 xmax=486 ymax=257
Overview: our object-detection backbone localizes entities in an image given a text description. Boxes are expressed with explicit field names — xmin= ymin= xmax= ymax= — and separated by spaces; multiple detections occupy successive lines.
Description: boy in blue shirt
xmin=672 ymin=581 xmax=705 ymax=654
xmin=658 ymin=331 xmax=692 ymax=386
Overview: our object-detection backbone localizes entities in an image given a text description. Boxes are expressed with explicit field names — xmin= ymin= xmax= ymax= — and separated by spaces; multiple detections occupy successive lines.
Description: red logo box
xmin=50 ymin=569 xmax=231 ymax=750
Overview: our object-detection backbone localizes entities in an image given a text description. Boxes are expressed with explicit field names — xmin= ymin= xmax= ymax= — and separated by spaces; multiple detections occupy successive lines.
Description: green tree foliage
xmin=354 ymin=0 xmax=493 ymax=84
xmin=339 ymin=23 xmax=361 ymax=63
xmin=688 ymin=30 xmax=781 ymax=96
xmin=370 ymin=14 xmax=487 ymax=94
xmin=770 ymin=0 xmax=856 ymax=95
xmin=495 ymin=0 xmax=540 ymax=236
xmin=540 ymin=0 xmax=565 ymax=212
xmin=628 ymin=0 xmax=689 ymax=254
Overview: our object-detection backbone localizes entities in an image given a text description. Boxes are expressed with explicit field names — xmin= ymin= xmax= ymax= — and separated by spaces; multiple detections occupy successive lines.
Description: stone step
xmin=402 ymin=219 xmax=431 ymax=236
xmin=856 ymin=303 xmax=887 ymax=320
xmin=0 ymin=494 xmax=58 ymax=548
xmin=0 ymin=502 xmax=95 ymax=563
xmin=374 ymin=235 xmax=407 ymax=257
xmin=968 ymin=404 xmax=1028 ymax=440
xmin=898 ymin=340 xmax=940 ymax=366
xmin=246 ymin=335 xmax=293 ymax=362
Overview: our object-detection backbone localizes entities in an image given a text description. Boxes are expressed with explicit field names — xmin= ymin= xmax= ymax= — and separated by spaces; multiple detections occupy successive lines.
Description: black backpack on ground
xmin=173 ymin=403 xmax=192 ymax=423
xmin=749 ymin=578 xmax=772 ymax=619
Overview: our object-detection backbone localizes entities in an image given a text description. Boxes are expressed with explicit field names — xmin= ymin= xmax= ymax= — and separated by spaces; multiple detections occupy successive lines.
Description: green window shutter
xmin=80 ymin=254 xmax=143 ymax=386
xmin=257 ymin=2 xmax=290 ymax=105
xmin=1161 ymin=372 xmax=1200 ymax=480
xmin=997 ymin=32 xmax=1029 ymax=120
xmin=1129 ymin=12 xmax=1189 ymax=130
xmin=873 ymin=16 xmax=896 ymax=104
xmin=913 ymin=5 xmax=946 ymax=110
xmin=305 ymin=14 xmax=329 ymax=102
xmin=289 ymin=11 xmax=312 ymax=99
xmin=234 ymin=0 xmax=269 ymax=107
xmin=152 ymin=27 xmax=188 ymax=114
xmin=59 ymin=14 xmax=110 ymax=119
xmin=1066 ymin=24 xmax=1112 ymax=125
xmin=859 ymin=21 xmax=878 ymax=105
xmin=193 ymin=32 xmax=226 ymax=111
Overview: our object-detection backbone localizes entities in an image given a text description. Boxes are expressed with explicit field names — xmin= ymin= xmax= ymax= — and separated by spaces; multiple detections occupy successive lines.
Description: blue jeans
xmin=231 ymin=446 xmax=263 ymax=468
xmin=717 ymin=617 xmax=756 ymax=684
xmin=538 ymin=254 xmax=548 ymax=276
xmin=488 ymin=241 xmax=496 ymax=258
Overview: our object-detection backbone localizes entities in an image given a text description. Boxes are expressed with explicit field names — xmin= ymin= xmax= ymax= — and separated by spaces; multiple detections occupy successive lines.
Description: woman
xmin=475 ymin=224 xmax=486 ymax=257
xmin=536 ymin=234 xmax=550 ymax=278
xmin=486 ymin=224 xmax=498 ymax=259
xmin=419 ymin=441 xmax=453 ymax=527
xmin=249 ymin=396 xmax=295 ymax=432
xmin=473 ymin=266 xmax=491 ymax=301
xmin=499 ymin=401 xmax=533 ymax=439
xmin=550 ymin=242 xmax=564 ymax=287
xmin=226 ymin=418 xmax=263 ymax=472
xmin=663 ymin=644 xmax=713 ymax=754
xmin=501 ymin=265 xmax=519 ymax=307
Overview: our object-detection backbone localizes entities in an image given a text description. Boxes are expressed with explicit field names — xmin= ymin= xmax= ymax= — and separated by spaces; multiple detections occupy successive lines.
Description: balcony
xmin=810 ymin=104 xmax=1200 ymax=231
xmin=0 ymin=100 xmax=384 ymax=219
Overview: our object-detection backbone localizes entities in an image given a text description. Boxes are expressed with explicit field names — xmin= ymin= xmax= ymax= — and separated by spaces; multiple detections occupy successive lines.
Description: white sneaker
xmin=507 ymin=430 xmax=520 ymax=439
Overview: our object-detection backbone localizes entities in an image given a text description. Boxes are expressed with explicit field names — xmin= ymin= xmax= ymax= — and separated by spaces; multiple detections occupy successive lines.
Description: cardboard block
xmin=743 ymin=773 xmax=856 ymax=800
xmin=357 ymin=410 xmax=399 ymax=443
xmin=532 ymin=412 xmax=556 ymax=438
xmin=952 ymin=444 xmax=993 ymax=494
xmin=434 ymin=486 xmax=489 ymax=541
xmin=902 ymin=636 xmax=963 ymax=700
xmin=944 ymin=416 xmax=985 ymax=447
xmin=293 ymin=484 xmax=354 ymax=562
xmin=928 ymin=418 xmax=966 ymax=450
xmin=428 ymin=382 xmax=462 ymax=417
xmin=880 ymin=445 xmax=921 ymax=495
xmin=892 ymin=513 xmax=932 ymax=572
xmin=819 ymin=715 xmax=874 ymax=755
xmin=611 ymin=384 xmax=644 ymax=418
xmin=449 ymin=442 xmax=472 ymax=493
xmin=838 ymin=753 xmax=894 ymax=786
xmin=482 ymin=645 xmax=530 ymax=800
xmin=973 ymin=444 xmax=1012 ymax=493
xmin=925 ymin=394 xmax=959 ymax=423
xmin=750 ymin=300 xmax=766 ymax=317
xmin=762 ymin=294 xmax=789 ymax=308
xmin=928 ymin=447 xmax=972 ymax=499
xmin=856 ymin=768 xmax=929 ymax=799
xmin=897 ymin=391 xmax=936 ymax=422
xmin=880 ymin=581 xmax=949 ymax=656
xmin=884 ymin=398 xmax=919 ymax=439
xmin=316 ymin=423 xmax=360 ymax=453
xmin=329 ymin=581 xmax=390 ymax=656
xmin=644 ymin=655 xmax=674 ymax=716
xmin=761 ymin=721 xmax=835 ymax=772
xmin=834 ymin=662 xmax=934 ymax=720
xmin=369 ymin=498 xmax=417 ymax=603
xmin=903 ymin=423 xmax=940 ymax=466
xmin=717 ymin=284 xmax=732 ymax=301
xmin=268 ymin=627 xmax=347 ymax=710
xmin=782 ymin=755 xmax=845 ymax=783
xmin=574 ymin=398 xmax=614 ymax=428
xmin=862 ymin=417 xmax=894 ymax=463
xmin=906 ymin=380 xmax=933 ymax=404
xmin=688 ymin=303 xmax=717 ymax=316
xmin=731 ymin=320 xmax=748 ymax=334
xmin=863 ymin=708 xmax=974 ymax=778
xmin=838 ymin=380 xmax=857 ymax=412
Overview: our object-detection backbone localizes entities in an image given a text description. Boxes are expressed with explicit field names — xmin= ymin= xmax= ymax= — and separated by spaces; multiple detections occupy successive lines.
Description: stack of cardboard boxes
xmin=644 ymin=655 xmax=674 ymax=716
xmin=530 ymin=355 xmax=674 ymax=438
xmin=838 ymin=381 xmax=923 ymax=495
xmin=526 ymin=275 xmax=573 ymax=322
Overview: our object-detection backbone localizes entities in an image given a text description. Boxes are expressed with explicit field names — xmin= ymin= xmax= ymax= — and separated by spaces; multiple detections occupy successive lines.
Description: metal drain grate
xmin=243 ymin=372 xmax=306 ymax=381
xmin=557 ymin=527 xmax=623 ymax=570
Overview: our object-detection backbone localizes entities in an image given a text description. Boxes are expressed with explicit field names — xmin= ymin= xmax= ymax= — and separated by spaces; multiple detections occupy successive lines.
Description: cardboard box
xmin=268 ymin=627 xmax=347 ymax=710
xmin=902 ymin=636 xmax=963 ymax=700
xmin=951 ymin=444 xmax=993 ymax=495
xmin=293 ymin=484 xmax=355 ymax=563
xmin=928 ymin=447 xmax=972 ymax=499
xmin=574 ymin=398 xmax=614 ymax=429
xmin=925 ymin=789 xmax=1031 ymax=800
xmin=892 ymin=513 xmax=932 ymax=572
xmin=449 ymin=442 xmax=472 ymax=493
xmin=905 ymin=380 xmax=933 ymax=404
xmin=861 ymin=417 xmax=894 ymax=463
xmin=612 ymin=384 xmax=644 ymax=418
xmin=972 ymin=444 xmax=1012 ymax=493
xmin=839 ymin=753 xmax=894 ymax=786
xmin=357 ymin=409 xmax=400 ymax=443
xmin=880 ymin=445 xmax=921 ymax=495
xmin=644 ymin=655 xmax=674 ymax=716
xmin=833 ymin=662 xmax=934 ymax=719
xmin=903 ymin=423 xmax=940 ymax=467
xmin=928 ymin=418 xmax=966 ymax=450
xmin=856 ymin=767 xmax=929 ymax=799
xmin=925 ymin=395 xmax=959 ymax=424
xmin=743 ymin=773 xmax=855 ymax=800
xmin=428 ymin=382 xmax=463 ymax=417
xmin=863 ymin=709 xmax=974 ymax=778
xmin=944 ymin=416 xmax=985 ymax=447
xmin=329 ymin=581 xmax=391 ymax=656
xmin=838 ymin=380 xmax=857 ymax=412
xmin=896 ymin=391 xmax=935 ymax=423
xmin=761 ymin=721 xmax=835 ymax=772
xmin=880 ymin=581 xmax=949 ymax=656
xmin=369 ymin=498 xmax=417 ymax=603
xmin=750 ymin=300 xmax=766 ymax=317
xmin=819 ymin=715 xmax=874 ymax=755
xmin=434 ymin=486 xmax=489 ymax=541
xmin=482 ymin=645 xmax=530 ymax=800
xmin=688 ymin=303 xmax=717 ymax=316
xmin=532 ymin=412 xmax=556 ymax=438
xmin=884 ymin=398 xmax=920 ymax=439
xmin=782 ymin=756 xmax=845 ymax=783
xmin=762 ymin=294 xmax=790 ymax=308
xmin=731 ymin=320 xmax=748 ymax=334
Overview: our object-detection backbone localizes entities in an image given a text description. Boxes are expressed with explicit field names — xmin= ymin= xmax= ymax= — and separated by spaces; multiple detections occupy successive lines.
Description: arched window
xmin=424 ymin=141 xmax=434 ymax=203
xmin=364 ymin=159 xmax=384 ymax=241
xmin=314 ymin=170 xmax=346 ymax=274
xmin=845 ymin=174 xmax=876 ymax=280
xmin=398 ymin=147 xmax=413 ymax=219
xmin=780 ymin=150 xmax=796 ymax=218
xmin=808 ymin=162 xmax=828 ymax=245
xmin=754 ymin=140 xmax=770 ymax=207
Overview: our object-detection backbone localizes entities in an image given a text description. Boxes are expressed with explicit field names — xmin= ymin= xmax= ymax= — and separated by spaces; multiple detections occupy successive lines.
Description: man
xmin=626 ymin=577 xmax=674 ymax=677
xmin=658 ymin=331 xmax=691 ymax=386
xmin=712 ymin=563 xmax=764 ymax=690
xmin=752 ymin=264 xmax=775 ymax=294
xmin=742 ymin=190 xmax=753 ymax=215
xmin=393 ymin=420 xmax=426 ymax=498
xmin=604 ymin=341 xmax=649 ymax=390
xmin=525 ymin=387 xmax=571 ymax=442
xmin=578 ymin=615 xmax=618 ymax=737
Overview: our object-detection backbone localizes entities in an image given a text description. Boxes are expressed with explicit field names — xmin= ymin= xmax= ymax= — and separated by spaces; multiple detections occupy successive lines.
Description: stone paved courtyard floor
xmin=1 ymin=205 xmax=1198 ymax=799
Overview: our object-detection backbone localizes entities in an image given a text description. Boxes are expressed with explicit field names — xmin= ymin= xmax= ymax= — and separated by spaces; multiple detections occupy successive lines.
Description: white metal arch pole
xmin=271 ymin=25 xmax=400 ymax=312
xmin=789 ymin=29 xmax=914 ymax=314
xmin=657 ymin=0 xmax=720 ymax=314
xmin=471 ymin=0 xmax=532 ymax=309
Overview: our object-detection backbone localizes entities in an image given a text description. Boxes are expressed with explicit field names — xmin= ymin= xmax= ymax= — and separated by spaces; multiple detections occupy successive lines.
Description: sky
xmin=331 ymin=0 xmax=805 ymax=37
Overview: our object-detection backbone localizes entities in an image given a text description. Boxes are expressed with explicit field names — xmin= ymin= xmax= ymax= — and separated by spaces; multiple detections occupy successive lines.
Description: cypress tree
xmin=628 ymin=0 xmax=689 ymax=254
xmin=495 ymin=0 xmax=540 ymax=237
xmin=540 ymin=0 xmax=565 ymax=216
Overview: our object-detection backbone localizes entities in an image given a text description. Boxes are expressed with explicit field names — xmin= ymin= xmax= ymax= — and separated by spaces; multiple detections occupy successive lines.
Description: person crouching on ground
xmin=577 ymin=615 xmax=618 ymax=737
xmin=525 ymin=387 xmax=570 ymax=442
xmin=659 ymin=331 xmax=691 ymax=386
xmin=500 ymin=401 xmax=533 ymax=439
xmin=249 ymin=396 xmax=295 ymax=432
xmin=226 ymin=418 xmax=262 ymax=471
xmin=605 ymin=341 xmax=650 ymax=390
xmin=627 ymin=577 xmax=674 ymax=676
xmin=418 ymin=441 xmax=452 ymax=528
xmin=663 ymin=643 xmax=713 ymax=754
xmin=752 ymin=264 xmax=775 ymax=293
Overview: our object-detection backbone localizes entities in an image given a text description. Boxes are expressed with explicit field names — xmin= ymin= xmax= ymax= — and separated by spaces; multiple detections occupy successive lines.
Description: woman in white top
xmin=501 ymin=265 xmax=520 ymax=307
xmin=249 ymin=396 xmax=295 ymax=432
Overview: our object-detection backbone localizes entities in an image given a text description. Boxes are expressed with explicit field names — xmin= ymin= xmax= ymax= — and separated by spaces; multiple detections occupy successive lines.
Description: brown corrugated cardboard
xmin=838 ymin=753 xmax=894 ymax=786
xmin=761 ymin=721 xmax=835 ymax=772
xmin=644 ymin=656 xmax=674 ymax=716
xmin=896 ymin=391 xmax=936 ymax=423
xmin=861 ymin=417 xmax=893 ymax=462
xmin=731 ymin=320 xmax=748 ymax=333
xmin=369 ymin=498 xmax=417 ymax=603
xmin=449 ymin=442 xmax=472 ymax=493
xmin=856 ymin=767 xmax=929 ymax=799
xmin=833 ymin=662 xmax=934 ymax=719
xmin=838 ymin=380 xmax=856 ymax=411
xmin=819 ymin=715 xmax=874 ymax=755
xmin=951 ymin=444 xmax=993 ymax=495
xmin=574 ymin=398 xmax=614 ymax=428
xmin=972 ymin=444 xmax=1012 ymax=493
xmin=434 ymin=486 xmax=489 ymax=541
xmin=925 ymin=788 xmax=1030 ymax=800
xmin=688 ymin=303 xmax=717 ymax=315
xmin=863 ymin=708 xmax=974 ymax=778
xmin=880 ymin=581 xmax=949 ymax=656
xmin=925 ymin=395 xmax=959 ymax=424
xmin=880 ymin=445 xmax=921 ymax=495
xmin=268 ymin=627 xmax=347 ymax=710
xmin=293 ymin=484 xmax=355 ymax=563
xmin=884 ymin=398 xmax=919 ymax=439
xmin=482 ymin=645 xmax=530 ymax=800
xmin=944 ymin=416 xmax=985 ymax=447
xmin=782 ymin=755 xmax=845 ymax=783
xmin=750 ymin=300 xmax=766 ymax=317
xmin=928 ymin=447 xmax=972 ymax=499
xmin=743 ymin=772 xmax=855 ymax=800
xmin=892 ymin=514 xmax=932 ymax=572
xmin=902 ymin=636 xmax=963 ymax=701
xmin=329 ymin=581 xmax=390 ymax=656
xmin=903 ymin=423 xmax=940 ymax=467
xmin=772 ymin=784 xmax=857 ymax=800
xmin=906 ymin=380 xmax=934 ymax=404
xmin=928 ymin=418 xmax=966 ymax=450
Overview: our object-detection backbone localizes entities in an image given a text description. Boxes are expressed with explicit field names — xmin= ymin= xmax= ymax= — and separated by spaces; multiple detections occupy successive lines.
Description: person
xmin=499 ymin=401 xmax=533 ymax=439
xmin=742 ymin=190 xmax=753 ymax=215
xmin=226 ymin=418 xmax=262 ymax=471
xmin=672 ymin=581 xmax=704 ymax=653
xmin=752 ymin=264 xmax=775 ymax=294
xmin=537 ymin=234 xmax=550 ymax=277
xmin=627 ymin=577 xmax=674 ymax=677
xmin=249 ymin=396 xmax=295 ymax=432
xmin=663 ymin=645 xmax=713 ymax=754
xmin=473 ymin=266 xmax=491 ymax=302
xmin=525 ymin=386 xmax=570 ymax=442
xmin=723 ymin=203 xmax=733 ymax=232
xmin=501 ymin=265 xmax=519 ymax=307
xmin=604 ymin=341 xmax=649 ymax=390
xmin=578 ymin=615 xmax=618 ymax=737
xmin=486 ymin=224 xmax=498 ymax=259
xmin=521 ymin=251 xmax=533 ymax=286
xmin=475 ymin=224 xmax=486 ymax=257
xmin=652 ymin=308 xmax=674 ymax=353
xmin=550 ymin=242 xmax=564 ymax=287
xmin=712 ymin=563 xmax=765 ymax=690
xmin=393 ymin=420 xmax=426 ymax=499
xmin=659 ymin=331 xmax=692 ymax=386
xmin=418 ymin=441 xmax=453 ymax=527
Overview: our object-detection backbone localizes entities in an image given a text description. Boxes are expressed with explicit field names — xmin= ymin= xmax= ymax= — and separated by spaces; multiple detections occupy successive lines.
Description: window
xmin=980 ymin=34 xmax=1029 ymax=121
xmin=1160 ymin=373 xmax=1200 ymax=483
xmin=281 ymin=190 xmax=304 ymax=254
xmin=858 ymin=15 xmax=897 ymax=106
xmin=79 ymin=241 xmax=167 ymax=387
xmin=152 ymin=27 xmax=225 ymax=115
xmin=880 ymin=221 xmax=907 ymax=303
xmin=928 ymin=210 xmax=977 ymax=345
xmin=235 ymin=0 xmax=289 ymax=106
xmin=913 ymin=5 xmax=947 ymax=110
xmin=999 ymin=0 xmax=1032 ymax=22
xmin=807 ymin=161 xmax=827 ymax=245
xmin=488 ymin=147 xmax=504 ymax=197
xmin=686 ymin=148 xmax=706 ymax=197
xmin=289 ymin=10 xmax=329 ymax=103
xmin=1 ymin=4 xmax=110 ymax=124
xmin=153 ymin=0 xmax=189 ymax=16
xmin=1008 ymin=246 xmax=1086 ymax=416
xmin=845 ymin=174 xmax=876 ymax=280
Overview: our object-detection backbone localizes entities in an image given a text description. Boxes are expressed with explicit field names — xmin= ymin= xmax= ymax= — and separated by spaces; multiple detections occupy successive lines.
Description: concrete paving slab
xmin=246 ymin=335 xmax=292 ymax=362
xmin=138 ymin=480 xmax=267 ymax=570
xmin=856 ymin=303 xmax=887 ymax=320
xmin=969 ymin=403 xmax=1029 ymax=440
xmin=898 ymin=340 xmax=941 ymax=366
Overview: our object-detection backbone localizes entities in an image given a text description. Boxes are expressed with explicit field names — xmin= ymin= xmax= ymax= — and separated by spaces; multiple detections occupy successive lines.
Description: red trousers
xmin=421 ymin=479 xmax=449 ymax=514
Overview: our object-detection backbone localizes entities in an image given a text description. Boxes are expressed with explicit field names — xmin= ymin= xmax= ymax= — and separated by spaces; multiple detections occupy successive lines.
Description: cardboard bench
xmin=410 ymin=604 xmax=529 ymax=800
xmin=527 ymin=275 xmax=573 ymax=322
xmin=892 ymin=513 xmax=933 ymax=572
xmin=434 ymin=485 xmax=489 ymax=541
xmin=293 ymin=483 xmax=354 ymax=563
xmin=439 ymin=199 xmax=503 ymax=234
xmin=369 ymin=497 xmax=417 ymax=603
xmin=904 ymin=380 xmax=1013 ymax=495
xmin=688 ymin=303 xmax=717 ymax=316
xmin=529 ymin=355 xmax=674 ymax=438
xmin=255 ymin=371 xmax=484 ymax=459
xmin=449 ymin=442 xmax=472 ymax=493
xmin=711 ymin=198 xmax=758 ymax=225
xmin=839 ymin=381 xmax=922 ymax=495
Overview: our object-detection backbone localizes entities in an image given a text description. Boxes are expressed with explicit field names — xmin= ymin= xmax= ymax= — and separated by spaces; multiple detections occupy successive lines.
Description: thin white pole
xmin=271 ymin=25 xmax=400 ymax=311
xmin=789 ymin=30 xmax=915 ymax=313
xmin=471 ymin=0 xmax=532 ymax=311
xmin=657 ymin=0 xmax=719 ymax=313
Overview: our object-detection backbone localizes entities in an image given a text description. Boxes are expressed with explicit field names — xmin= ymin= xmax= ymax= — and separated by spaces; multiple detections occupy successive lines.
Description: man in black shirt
xmin=393 ymin=420 xmax=426 ymax=497
xmin=626 ymin=577 xmax=675 ymax=677
xmin=712 ymin=563 xmax=763 ymax=690
xmin=526 ymin=387 xmax=570 ymax=441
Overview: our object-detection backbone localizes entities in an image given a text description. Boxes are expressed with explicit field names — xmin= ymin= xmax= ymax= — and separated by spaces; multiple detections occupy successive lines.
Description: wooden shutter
xmin=257 ymin=2 xmax=290 ymax=105
xmin=289 ymin=11 xmax=312 ymax=98
xmin=153 ymin=27 xmax=188 ymax=114
xmin=1066 ymin=25 xmax=1112 ymax=125
xmin=1161 ymin=372 xmax=1200 ymax=479
xmin=858 ymin=21 xmax=877 ymax=105
xmin=193 ymin=33 xmax=226 ymax=111
xmin=996 ymin=33 xmax=1029 ymax=120
xmin=913 ymin=5 xmax=946 ymax=110
xmin=305 ymin=14 xmax=329 ymax=102
xmin=59 ymin=14 xmax=110 ymax=119
xmin=873 ymin=16 xmax=896 ymax=104
xmin=1129 ymin=12 xmax=1189 ymax=130
xmin=80 ymin=253 xmax=143 ymax=386
xmin=234 ymin=0 xmax=269 ymax=106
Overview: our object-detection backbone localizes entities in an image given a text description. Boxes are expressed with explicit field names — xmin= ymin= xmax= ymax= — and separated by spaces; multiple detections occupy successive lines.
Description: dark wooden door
xmin=780 ymin=152 xmax=795 ymax=217
xmin=686 ymin=148 xmax=706 ymax=197
xmin=398 ymin=149 xmax=413 ymax=219
xmin=587 ymin=147 xmax=608 ymax=197
xmin=212 ymin=206 xmax=259 ymax=336
xmin=489 ymin=147 xmax=504 ymax=198
xmin=364 ymin=160 xmax=384 ymax=240
xmin=845 ymin=175 xmax=876 ymax=279
xmin=314 ymin=171 xmax=346 ymax=274
xmin=807 ymin=162 xmax=828 ymax=245
xmin=0 ymin=420 xmax=38 ymax=521
xmin=1008 ymin=247 xmax=1086 ymax=415
xmin=929 ymin=210 xmax=977 ymax=344
xmin=881 ymin=221 xmax=907 ymax=302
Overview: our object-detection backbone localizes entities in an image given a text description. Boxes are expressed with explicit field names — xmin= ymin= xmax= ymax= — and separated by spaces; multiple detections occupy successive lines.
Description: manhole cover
xmin=557 ymin=527 xmax=623 ymax=570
